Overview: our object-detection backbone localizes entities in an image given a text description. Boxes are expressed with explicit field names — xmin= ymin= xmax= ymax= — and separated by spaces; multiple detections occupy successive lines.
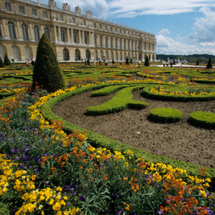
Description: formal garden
xmin=0 ymin=34 xmax=215 ymax=214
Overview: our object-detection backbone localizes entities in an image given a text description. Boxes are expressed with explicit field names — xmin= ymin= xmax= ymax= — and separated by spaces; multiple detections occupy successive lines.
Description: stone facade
xmin=0 ymin=0 xmax=156 ymax=62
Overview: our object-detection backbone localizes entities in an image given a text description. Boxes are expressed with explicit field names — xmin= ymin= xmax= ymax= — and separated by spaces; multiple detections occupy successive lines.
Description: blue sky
xmin=38 ymin=0 xmax=215 ymax=55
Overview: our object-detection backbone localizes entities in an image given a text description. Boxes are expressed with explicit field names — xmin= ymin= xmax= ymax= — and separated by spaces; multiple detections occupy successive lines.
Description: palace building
xmin=0 ymin=0 xmax=156 ymax=62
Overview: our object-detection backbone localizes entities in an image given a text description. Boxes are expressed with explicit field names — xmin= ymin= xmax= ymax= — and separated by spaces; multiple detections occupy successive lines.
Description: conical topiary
xmin=125 ymin=56 xmax=129 ymax=65
xmin=206 ymin=58 xmax=212 ymax=69
xmin=196 ymin=60 xmax=199 ymax=65
xmin=32 ymin=34 xmax=66 ymax=93
xmin=4 ymin=54 xmax=11 ymax=65
xmin=130 ymin=58 xmax=133 ymax=64
xmin=144 ymin=55 xmax=150 ymax=66
xmin=0 ymin=57 xmax=5 ymax=67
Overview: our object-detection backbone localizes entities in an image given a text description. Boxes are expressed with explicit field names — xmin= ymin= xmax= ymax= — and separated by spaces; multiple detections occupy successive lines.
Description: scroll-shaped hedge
xmin=92 ymin=85 xmax=128 ymax=96
xmin=150 ymin=107 xmax=183 ymax=122
xmin=189 ymin=111 xmax=215 ymax=128
xmin=87 ymin=86 xmax=147 ymax=115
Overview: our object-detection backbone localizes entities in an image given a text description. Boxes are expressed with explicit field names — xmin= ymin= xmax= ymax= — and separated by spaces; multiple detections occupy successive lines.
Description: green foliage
xmin=4 ymin=54 xmax=11 ymax=65
xmin=196 ymin=60 xmax=199 ymax=65
xmin=125 ymin=56 xmax=129 ymax=65
xmin=173 ymin=59 xmax=175 ymax=65
xmin=130 ymin=58 xmax=133 ymax=64
xmin=206 ymin=58 xmax=213 ymax=69
xmin=0 ymin=202 xmax=9 ymax=215
xmin=87 ymin=86 xmax=147 ymax=115
xmin=150 ymin=107 xmax=183 ymax=122
xmin=144 ymin=55 xmax=150 ymax=66
xmin=189 ymin=111 xmax=215 ymax=128
xmin=0 ymin=57 xmax=5 ymax=67
xmin=32 ymin=33 xmax=66 ymax=93
xmin=91 ymin=85 xmax=128 ymax=96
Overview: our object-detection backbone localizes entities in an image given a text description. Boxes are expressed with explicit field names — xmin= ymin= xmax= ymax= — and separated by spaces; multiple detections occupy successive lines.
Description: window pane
xmin=8 ymin=21 xmax=16 ymax=39
xmin=22 ymin=24 xmax=29 ymax=40
xmin=45 ymin=27 xmax=50 ymax=40
xmin=5 ymin=2 xmax=11 ymax=10
xmin=20 ymin=6 xmax=25 ymax=13
xmin=32 ymin=8 xmax=37 ymax=16
xmin=34 ymin=26 xmax=40 ymax=41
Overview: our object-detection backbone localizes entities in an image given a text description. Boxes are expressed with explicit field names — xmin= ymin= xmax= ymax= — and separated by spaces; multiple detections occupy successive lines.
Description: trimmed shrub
xmin=32 ymin=33 xmax=66 ymax=93
xmin=150 ymin=107 xmax=183 ymax=122
xmin=92 ymin=85 xmax=128 ymax=96
xmin=130 ymin=58 xmax=133 ymax=64
xmin=206 ymin=58 xmax=213 ymax=69
xmin=125 ymin=56 xmax=129 ymax=65
xmin=196 ymin=60 xmax=199 ymax=65
xmin=0 ymin=57 xmax=5 ymax=67
xmin=144 ymin=55 xmax=150 ymax=66
xmin=189 ymin=111 xmax=215 ymax=128
xmin=4 ymin=54 xmax=11 ymax=65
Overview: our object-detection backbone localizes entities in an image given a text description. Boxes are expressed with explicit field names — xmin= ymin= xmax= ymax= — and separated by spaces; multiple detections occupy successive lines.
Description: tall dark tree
xmin=196 ymin=60 xmax=199 ymax=65
xmin=144 ymin=55 xmax=150 ymax=66
xmin=125 ymin=56 xmax=129 ymax=65
xmin=32 ymin=34 xmax=66 ymax=93
xmin=206 ymin=58 xmax=213 ymax=69
xmin=4 ymin=54 xmax=11 ymax=65
xmin=0 ymin=57 xmax=5 ymax=68
xmin=130 ymin=58 xmax=133 ymax=64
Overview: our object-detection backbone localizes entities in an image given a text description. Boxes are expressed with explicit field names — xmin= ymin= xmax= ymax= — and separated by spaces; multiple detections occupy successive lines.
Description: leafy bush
xmin=189 ymin=111 xmax=215 ymax=128
xmin=0 ymin=202 xmax=9 ymax=215
xmin=87 ymin=86 xmax=147 ymax=115
xmin=4 ymin=54 xmax=11 ymax=65
xmin=130 ymin=58 xmax=133 ymax=64
xmin=92 ymin=85 xmax=128 ymax=96
xmin=125 ymin=56 xmax=129 ymax=65
xmin=0 ymin=57 xmax=5 ymax=67
xmin=196 ymin=60 xmax=199 ymax=65
xmin=32 ymin=34 xmax=66 ymax=93
xmin=150 ymin=107 xmax=183 ymax=122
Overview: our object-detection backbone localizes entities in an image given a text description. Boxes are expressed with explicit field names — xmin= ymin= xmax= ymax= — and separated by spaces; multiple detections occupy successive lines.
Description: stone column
xmin=67 ymin=27 xmax=70 ymax=43
xmin=40 ymin=25 xmax=44 ymax=35
xmin=16 ymin=21 xmax=22 ymax=40
xmin=108 ymin=36 xmax=110 ymax=48
xmin=89 ymin=31 xmax=91 ymax=45
xmin=92 ymin=31 xmax=94 ymax=45
xmin=102 ymin=35 xmax=105 ymax=48
xmin=29 ymin=23 xmax=33 ymax=40
xmin=54 ymin=26 xmax=57 ymax=43
xmin=79 ymin=30 xmax=81 ymax=44
xmin=58 ymin=26 xmax=61 ymax=42
xmin=2 ymin=19 xmax=9 ymax=38
xmin=71 ymin=28 xmax=73 ymax=43
xmin=82 ymin=30 xmax=85 ymax=44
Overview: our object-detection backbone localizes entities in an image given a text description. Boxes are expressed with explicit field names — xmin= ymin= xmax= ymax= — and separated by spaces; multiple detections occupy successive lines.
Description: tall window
xmin=8 ymin=21 xmax=16 ymax=39
xmin=100 ymin=51 xmax=102 ymax=60
xmin=131 ymin=41 xmax=133 ymax=50
xmin=34 ymin=25 xmax=40 ymax=41
xmin=124 ymin=40 xmax=126 ymax=49
xmin=100 ymin=36 xmax=102 ymax=47
xmin=59 ymin=15 xmax=63 ymax=21
xmin=94 ymin=23 xmax=96 ymax=28
xmin=94 ymin=35 xmax=96 ymax=46
xmin=73 ymin=31 xmax=77 ymax=43
xmin=5 ymin=2 xmax=11 ymax=10
xmin=110 ymin=27 xmax=112 ymax=31
xmin=43 ymin=11 xmax=47 ymax=18
xmin=105 ymin=25 xmax=107 ymax=30
xmin=120 ymin=39 xmax=122 ymax=49
xmin=61 ymin=30 xmax=65 ymax=42
xmin=115 ymin=28 xmax=117 ymax=32
xmin=83 ymin=20 xmax=86 ymax=25
xmin=110 ymin=38 xmax=113 ymax=48
xmin=105 ymin=37 xmax=108 ymax=48
xmin=45 ymin=27 xmax=50 ymax=40
xmin=128 ymin=40 xmax=130 ymax=50
xmin=0 ymin=26 xmax=2 ymax=38
xmin=72 ymin=18 xmax=75 ymax=23
xmin=22 ymin=24 xmax=28 ymax=40
xmin=84 ymin=32 xmax=87 ymax=44
xmin=19 ymin=6 xmax=25 ymax=14
xmin=115 ymin=38 xmax=117 ymax=49
xmin=99 ymin=24 xmax=102 ymax=29
xmin=32 ymin=8 xmax=37 ymax=16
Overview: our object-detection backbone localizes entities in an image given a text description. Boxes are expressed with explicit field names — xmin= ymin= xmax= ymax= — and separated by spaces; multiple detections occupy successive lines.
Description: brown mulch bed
xmin=53 ymin=90 xmax=215 ymax=168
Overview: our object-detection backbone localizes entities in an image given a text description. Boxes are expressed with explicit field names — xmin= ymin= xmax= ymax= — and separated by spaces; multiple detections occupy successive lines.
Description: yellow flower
xmin=56 ymin=211 xmax=62 ymax=215
xmin=53 ymin=202 xmax=61 ymax=211
xmin=31 ymin=175 xmax=36 ymax=181
xmin=56 ymin=187 xmax=62 ymax=192
xmin=49 ymin=199 xmax=54 ymax=205
xmin=15 ymin=170 xmax=23 ymax=178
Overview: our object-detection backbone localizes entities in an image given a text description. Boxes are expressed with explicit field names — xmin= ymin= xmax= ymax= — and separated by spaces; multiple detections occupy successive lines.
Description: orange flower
xmin=125 ymin=204 xmax=130 ymax=211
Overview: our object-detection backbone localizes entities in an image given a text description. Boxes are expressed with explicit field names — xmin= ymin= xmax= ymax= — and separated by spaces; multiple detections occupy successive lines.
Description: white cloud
xmin=109 ymin=0 xmax=215 ymax=17
xmin=158 ymin=29 xmax=170 ymax=35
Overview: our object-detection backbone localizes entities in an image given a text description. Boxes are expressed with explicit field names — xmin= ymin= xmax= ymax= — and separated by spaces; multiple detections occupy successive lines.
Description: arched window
xmin=73 ymin=31 xmax=77 ymax=43
xmin=110 ymin=51 xmax=113 ymax=60
xmin=45 ymin=27 xmax=50 ymax=40
xmin=105 ymin=51 xmax=108 ymax=59
xmin=61 ymin=29 xmax=65 ymax=42
xmin=115 ymin=38 xmax=117 ymax=49
xmin=34 ymin=25 xmax=40 ymax=41
xmin=12 ymin=45 xmax=20 ymax=61
xmin=100 ymin=36 xmax=102 ymax=47
xmin=75 ymin=49 xmax=80 ymax=60
xmin=115 ymin=52 xmax=118 ymax=60
xmin=25 ymin=46 xmax=32 ymax=60
xmin=63 ymin=48 xmax=69 ymax=60
xmin=86 ymin=49 xmax=90 ymax=59
xmin=8 ymin=21 xmax=16 ymax=39
xmin=84 ymin=32 xmax=87 ymax=44
xmin=0 ymin=44 xmax=5 ymax=60
xmin=105 ymin=37 xmax=108 ymax=48
xmin=22 ymin=24 xmax=28 ymax=40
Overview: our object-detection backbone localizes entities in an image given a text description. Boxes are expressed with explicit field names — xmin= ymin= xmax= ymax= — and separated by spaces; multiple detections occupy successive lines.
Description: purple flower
xmin=73 ymin=191 xmax=76 ymax=195
xmin=79 ymin=195 xmax=86 ymax=201
xmin=113 ymin=193 xmax=118 ymax=199
xmin=157 ymin=210 xmax=163 ymax=214
xmin=11 ymin=149 xmax=17 ymax=153
xmin=34 ymin=168 xmax=39 ymax=172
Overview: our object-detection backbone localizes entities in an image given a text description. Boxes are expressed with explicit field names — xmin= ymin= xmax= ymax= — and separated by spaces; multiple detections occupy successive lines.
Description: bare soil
xmin=53 ymin=90 xmax=215 ymax=168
